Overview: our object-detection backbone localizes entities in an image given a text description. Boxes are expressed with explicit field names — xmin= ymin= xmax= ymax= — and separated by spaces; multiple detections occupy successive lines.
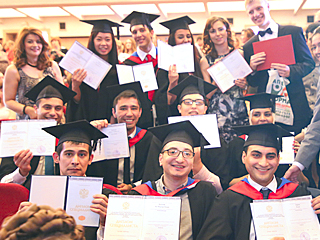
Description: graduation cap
xmin=105 ymin=82 xmax=152 ymax=111
xmin=121 ymin=11 xmax=160 ymax=30
xmin=239 ymin=93 xmax=282 ymax=112
xmin=25 ymin=76 xmax=76 ymax=104
xmin=42 ymin=120 xmax=108 ymax=151
xmin=169 ymin=75 xmax=217 ymax=102
xmin=160 ymin=16 xmax=196 ymax=33
xmin=148 ymin=120 xmax=209 ymax=149
xmin=234 ymin=123 xmax=292 ymax=151
xmin=80 ymin=19 xmax=123 ymax=33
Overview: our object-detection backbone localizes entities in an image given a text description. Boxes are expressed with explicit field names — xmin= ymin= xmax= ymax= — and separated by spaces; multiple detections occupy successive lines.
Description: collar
xmin=156 ymin=175 xmax=188 ymax=195
xmin=137 ymin=43 xmax=157 ymax=61
xmin=248 ymin=175 xmax=277 ymax=193
xmin=128 ymin=127 xmax=136 ymax=139
xmin=258 ymin=20 xmax=278 ymax=40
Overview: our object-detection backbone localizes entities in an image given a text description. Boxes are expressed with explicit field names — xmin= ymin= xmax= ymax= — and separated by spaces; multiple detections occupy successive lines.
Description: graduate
xmin=0 ymin=76 xmax=76 ymax=189
xmin=154 ymin=16 xmax=204 ymax=124
xmin=196 ymin=123 xmax=311 ymax=240
xmin=86 ymin=82 xmax=161 ymax=193
xmin=66 ymin=19 xmax=122 ymax=122
xmin=130 ymin=121 xmax=217 ymax=239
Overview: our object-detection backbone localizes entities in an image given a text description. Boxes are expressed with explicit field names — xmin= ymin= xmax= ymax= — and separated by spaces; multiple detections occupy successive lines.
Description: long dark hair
xmin=203 ymin=17 xmax=234 ymax=60
xmin=167 ymin=27 xmax=203 ymax=78
xmin=87 ymin=31 xmax=118 ymax=66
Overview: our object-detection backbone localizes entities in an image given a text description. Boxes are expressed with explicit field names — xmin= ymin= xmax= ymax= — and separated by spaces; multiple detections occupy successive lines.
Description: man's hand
xmin=283 ymin=165 xmax=301 ymax=183
xmin=311 ymin=195 xmax=320 ymax=214
xmin=90 ymin=119 xmax=109 ymax=130
xmin=271 ymin=63 xmax=290 ymax=78
xmin=293 ymin=140 xmax=301 ymax=154
xmin=117 ymin=183 xmax=132 ymax=194
xmin=90 ymin=194 xmax=108 ymax=227
xmin=250 ymin=52 xmax=266 ymax=71
xmin=14 ymin=149 xmax=33 ymax=177
xmin=18 ymin=201 xmax=32 ymax=212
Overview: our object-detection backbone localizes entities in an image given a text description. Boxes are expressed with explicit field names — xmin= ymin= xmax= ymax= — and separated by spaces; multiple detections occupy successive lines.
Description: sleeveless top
xmin=205 ymin=54 xmax=248 ymax=143
xmin=16 ymin=67 xmax=55 ymax=119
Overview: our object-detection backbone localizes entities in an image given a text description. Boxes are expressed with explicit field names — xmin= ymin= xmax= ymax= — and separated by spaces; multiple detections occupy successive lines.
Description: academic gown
xmin=130 ymin=179 xmax=217 ymax=240
xmin=86 ymin=129 xmax=160 ymax=186
xmin=66 ymin=67 xmax=119 ymax=122
xmin=122 ymin=51 xmax=158 ymax=128
xmin=243 ymin=24 xmax=315 ymax=133
xmin=196 ymin=177 xmax=310 ymax=240
xmin=0 ymin=156 xmax=41 ymax=190
xmin=142 ymin=136 xmax=230 ymax=190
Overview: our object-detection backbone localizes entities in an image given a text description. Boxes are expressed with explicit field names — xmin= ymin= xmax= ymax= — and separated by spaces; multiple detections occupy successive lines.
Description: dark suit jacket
xmin=243 ymin=24 xmax=315 ymax=133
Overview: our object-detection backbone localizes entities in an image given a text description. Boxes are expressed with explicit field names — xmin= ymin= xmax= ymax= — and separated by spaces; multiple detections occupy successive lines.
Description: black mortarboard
xmin=42 ymin=120 xmax=108 ymax=151
xmin=234 ymin=123 xmax=292 ymax=151
xmin=239 ymin=93 xmax=282 ymax=112
xmin=121 ymin=11 xmax=160 ymax=30
xmin=80 ymin=19 xmax=123 ymax=34
xmin=148 ymin=120 xmax=209 ymax=149
xmin=169 ymin=75 xmax=217 ymax=102
xmin=160 ymin=16 xmax=196 ymax=33
xmin=105 ymin=82 xmax=152 ymax=111
xmin=25 ymin=76 xmax=76 ymax=104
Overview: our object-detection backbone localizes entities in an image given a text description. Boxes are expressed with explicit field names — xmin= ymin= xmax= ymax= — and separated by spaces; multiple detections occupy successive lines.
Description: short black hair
xmin=113 ymin=90 xmax=141 ymax=108
xmin=243 ymin=145 xmax=279 ymax=155
xmin=55 ymin=140 xmax=93 ymax=156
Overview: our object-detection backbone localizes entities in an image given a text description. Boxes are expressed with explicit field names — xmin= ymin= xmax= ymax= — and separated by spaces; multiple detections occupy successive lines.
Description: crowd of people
xmin=1 ymin=0 xmax=320 ymax=239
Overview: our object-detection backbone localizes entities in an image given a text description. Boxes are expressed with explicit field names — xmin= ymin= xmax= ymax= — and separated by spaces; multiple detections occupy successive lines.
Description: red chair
xmin=0 ymin=183 xmax=29 ymax=226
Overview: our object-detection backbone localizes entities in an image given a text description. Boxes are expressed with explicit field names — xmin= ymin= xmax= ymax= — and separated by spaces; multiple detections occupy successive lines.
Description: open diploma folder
xmin=206 ymin=50 xmax=252 ymax=93
xmin=116 ymin=62 xmax=158 ymax=92
xmin=158 ymin=40 xmax=194 ymax=73
xmin=59 ymin=41 xmax=112 ymax=90
xmin=29 ymin=175 xmax=103 ymax=227
xmin=253 ymin=35 xmax=296 ymax=71
xmin=0 ymin=120 xmax=56 ymax=157
xmin=105 ymin=195 xmax=181 ymax=240
xmin=250 ymin=195 xmax=320 ymax=240
xmin=92 ymin=123 xmax=129 ymax=162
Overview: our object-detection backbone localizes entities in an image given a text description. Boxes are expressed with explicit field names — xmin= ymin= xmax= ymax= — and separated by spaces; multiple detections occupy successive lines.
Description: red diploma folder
xmin=253 ymin=35 xmax=296 ymax=71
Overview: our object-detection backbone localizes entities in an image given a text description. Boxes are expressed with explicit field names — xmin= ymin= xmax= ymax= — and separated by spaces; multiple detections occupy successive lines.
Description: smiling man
xmin=0 ymin=76 xmax=76 ymax=188
xmin=242 ymin=0 xmax=315 ymax=134
xmin=196 ymin=123 xmax=311 ymax=240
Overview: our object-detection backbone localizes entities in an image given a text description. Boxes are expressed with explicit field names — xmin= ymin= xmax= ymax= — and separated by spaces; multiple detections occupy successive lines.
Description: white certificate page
xmin=132 ymin=62 xmax=158 ymax=92
xmin=105 ymin=195 xmax=181 ymax=240
xmin=66 ymin=176 xmax=103 ymax=227
xmin=168 ymin=114 xmax=221 ymax=148
xmin=116 ymin=64 xmax=135 ymax=85
xmin=92 ymin=123 xmax=129 ymax=162
xmin=0 ymin=119 xmax=56 ymax=157
xmin=279 ymin=136 xmax=295 ymax=164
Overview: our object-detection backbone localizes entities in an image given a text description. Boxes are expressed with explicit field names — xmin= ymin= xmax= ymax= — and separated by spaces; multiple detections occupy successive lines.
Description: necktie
xmin=258 ymin=27 xmax=273 ymax=37
xmin=260 ymin=188 xmax=271 ymax=199
xmin=123 ymin=137 xmax=131 ymax=184
xmin=146 ymin=54 xmax=152 ymax=62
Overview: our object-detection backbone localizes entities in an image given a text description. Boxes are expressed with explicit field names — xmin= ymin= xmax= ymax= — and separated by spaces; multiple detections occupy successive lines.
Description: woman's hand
xmin=168 ymin=64 xmax=179 ymax=87
xmin=234 ymin=78 xmax=247 ymax=89
xmin=71 ymin=69 xmax=87 ymax=102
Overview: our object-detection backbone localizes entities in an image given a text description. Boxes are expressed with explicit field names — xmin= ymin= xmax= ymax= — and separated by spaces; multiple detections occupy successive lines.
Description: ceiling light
xmin=63 ymin=6 xmax=114 ymax=19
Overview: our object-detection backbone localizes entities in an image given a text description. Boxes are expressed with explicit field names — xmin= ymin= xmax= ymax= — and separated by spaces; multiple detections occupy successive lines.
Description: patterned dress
xmin=205 ymin=54 xmax=248 ymax=143
xmin=16 ymin=67 xmax=55 ymax=119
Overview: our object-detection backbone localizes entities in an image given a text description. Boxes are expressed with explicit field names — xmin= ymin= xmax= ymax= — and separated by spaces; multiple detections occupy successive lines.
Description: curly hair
xmin=167 ymin=27 xmax=203 ymax=78
xmin=14 ymin=27 xmax=52 ymax=70
xmin=87 ymin=31 xmax=118 ymax=66
xmin=0 ymin=204 xmax=85 ymax=240
xmin=202 ymin=17 xmax=234 ymax=59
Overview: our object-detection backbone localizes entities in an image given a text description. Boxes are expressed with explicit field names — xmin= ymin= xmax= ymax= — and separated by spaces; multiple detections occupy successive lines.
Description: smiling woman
xmin=3 ymin=27 xmax=63 ymax=119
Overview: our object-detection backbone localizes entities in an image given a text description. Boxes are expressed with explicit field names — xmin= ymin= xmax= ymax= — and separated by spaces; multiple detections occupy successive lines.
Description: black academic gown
xmin=130 ymin=180 xmax=217 ymax=240
xmin=86 ymin=130 xmax=160 ymax=186
xmin=66 ymin=67 xmax=119 ymax=122
xmin=0 ymin=156 xmax=41 ymax=190
xmin=196 ymin=177 xmax=310 ymax=240
xmin=243 ymin=25 xmax=315 ymax=133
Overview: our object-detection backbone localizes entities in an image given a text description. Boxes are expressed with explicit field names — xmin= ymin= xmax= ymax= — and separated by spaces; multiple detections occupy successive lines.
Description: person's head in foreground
xmin=25 ymin=76 xmax=76 ymax=124
xmin=149 ymin=121 xmax=208 ymax=183
xmin=239 ymin=93 xmax=280 ymax=125
xmin=122 ymin=11 xmax=160 ymax=52
xmin=43 ymin=120 xmax=107 ymax=176
xmin=236 ymin=123 xmax=292 ymax=186
xmin=169 ymin=75 xmax=217 ymax=116
xmin=0 ymin=204 xmax=85 ymax=240
xmin=310 ymin=26 xmax=320 ymax=64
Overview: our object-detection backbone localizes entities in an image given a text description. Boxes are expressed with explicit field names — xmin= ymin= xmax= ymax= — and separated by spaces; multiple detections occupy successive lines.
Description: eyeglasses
xmin=161 ymin=148 xmax=195 ymax=159
xmin=181 ymin=99 xmax=205 ymax=106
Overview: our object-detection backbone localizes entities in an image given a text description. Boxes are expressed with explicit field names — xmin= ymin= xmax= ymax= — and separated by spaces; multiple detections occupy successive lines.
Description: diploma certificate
xmin=279 ymin=136 xmax=295 ymax=164
xmin=0 ymin=120 xmax=56 ymax=157
xmin=105 ymin=195 xmax=181 ymax=240
xmin=59 ymin=41 xmax=112 ymax=90
xmin=207 ymin=50 xmax=252 ymax=93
